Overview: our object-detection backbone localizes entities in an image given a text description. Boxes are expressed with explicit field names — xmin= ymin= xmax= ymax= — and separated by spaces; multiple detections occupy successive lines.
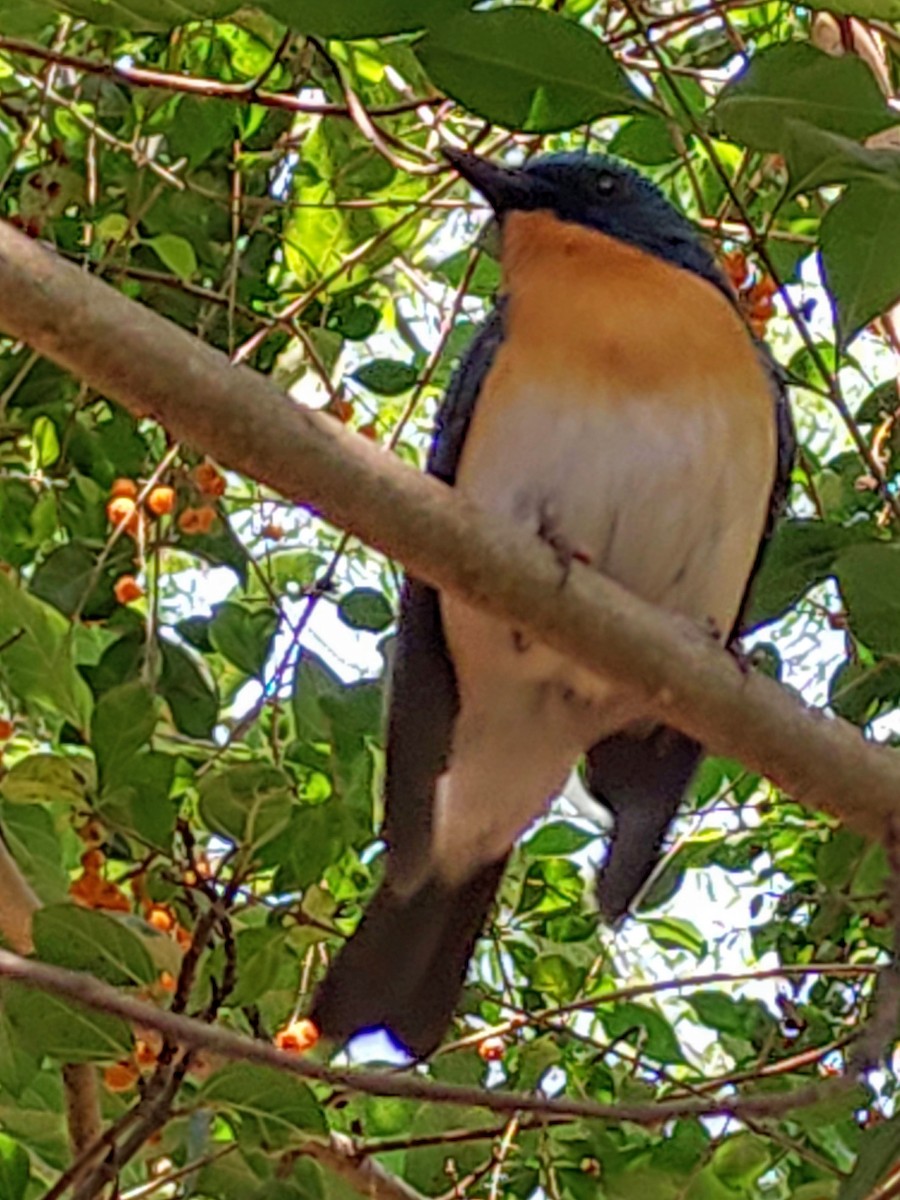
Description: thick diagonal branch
xmin=0 ymin=222 xmax=894 ymax=841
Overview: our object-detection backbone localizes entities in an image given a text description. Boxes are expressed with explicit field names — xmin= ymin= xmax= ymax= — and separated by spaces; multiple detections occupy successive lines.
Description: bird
xmin=311 ymin=147 xmax=795 ymax=1060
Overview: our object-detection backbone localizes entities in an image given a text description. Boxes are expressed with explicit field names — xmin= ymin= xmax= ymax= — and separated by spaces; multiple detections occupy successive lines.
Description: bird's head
xmin=445 ymin=147 xmax=728 ymax=297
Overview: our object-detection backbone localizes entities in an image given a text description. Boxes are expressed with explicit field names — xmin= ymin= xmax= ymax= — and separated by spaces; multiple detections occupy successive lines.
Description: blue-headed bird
xmin=312 ymin=149 xmax=794 ymax=1059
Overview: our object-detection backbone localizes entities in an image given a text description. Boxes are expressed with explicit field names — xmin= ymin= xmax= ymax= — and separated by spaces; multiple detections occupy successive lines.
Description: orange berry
xmin=106 ymin=496 xmax=142 ymax=538
xmin=175 ymin=923 xmax=193 ymax=952
xmin=95 ymin=881 xmax=131 ymax=912
xmin=146 ymin=485 xmax=175 ymax=516
xmin=106 ymin=495 xmax=136 ymax=526
xmin=193 ymin=463 xmax=226 ymax=497
xmin=77 ymin=819 xmax=104 ymax=847
xmin=146 ymin=905 xmax=175 ymax=933
xmin=0 ymin=720 xmax=13 ymax=741
xmin=178 ymin=505 xmax=216 ymax=535
xmin=752 ymin=275 xmax=778 ymax=299
xmin=274 ymin=1018 xmax=320 ymax=1054
xmin=328 ymin=398 xmax=354 ymax=424
xmin=103 ymin=1061 xmax=139 ymax=1092
xmin=261 ymin=522 xmax=284 ymax=541
xmin=159 ymin=970 xmax=177 ymax=993
xmin=80 ymin=848 xmax=105 ymax=874
xmin=358 ymin=422 xmax=378 ymax=441
xmin=135 ymin=1039 xmax=159 ymax=1066
xmin=477 ymin=1035 xmax=506 ymax=1062
xmin=110 ymin=478 xmax=138 ymax=500
xmin=722 ymin=250 xmax=749 ymax=289
xmin=183 ymin=869 xmax=198 ymax=887
xmin=114 ymin=575 xmax=143 ymax=605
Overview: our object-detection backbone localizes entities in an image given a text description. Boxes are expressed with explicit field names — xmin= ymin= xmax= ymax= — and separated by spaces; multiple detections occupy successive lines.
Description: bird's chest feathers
xmin=446 ymin=211 xmax=776 ymax=671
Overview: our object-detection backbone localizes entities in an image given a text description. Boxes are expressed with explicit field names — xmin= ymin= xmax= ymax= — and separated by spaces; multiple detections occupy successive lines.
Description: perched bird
xmin=312 ymin=148 xmax=794 ymax=1059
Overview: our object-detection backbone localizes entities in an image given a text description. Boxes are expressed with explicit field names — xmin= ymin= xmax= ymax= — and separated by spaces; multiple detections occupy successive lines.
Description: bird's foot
xmin=538 ymin=508 xmax=592 ymax=587
xmin=726 ymin=636 xmax=753 ymax=675
xmin=703 ymin=615 xmax=724 ymax=643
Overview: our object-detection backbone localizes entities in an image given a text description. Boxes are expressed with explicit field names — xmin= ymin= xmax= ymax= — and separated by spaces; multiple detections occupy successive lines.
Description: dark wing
xmin=591 ymin=345 xmax=794 ymax=921
xmin=311 ymin=310 xmax=508 ymax=1057
xmin=382 ymin=306 xmax=506 ymax=878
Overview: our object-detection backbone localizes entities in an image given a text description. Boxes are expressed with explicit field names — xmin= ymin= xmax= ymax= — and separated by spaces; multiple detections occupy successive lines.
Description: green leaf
xmin=30 ymin=543 xmax=119 ymax=621
xmin=644 ymin=916 xmax=707 ymax=958
xmin=712 ymin=1133 xmax=770 ymax=1187
xmin=199 ymin=1066 xmax=326 ymax=1148
xmin=228 ymin=928 xmax=291 ymax=1006
xmin=0 ymin=572 xmax=93 ymax=732
xmin=209 ymin=602 xmax=278 ymax=677
xmin=33 ymin=905 xmax=157 ymax=987
xmin=784 ymin=120 xmax=900 ymax=196
xmin=3 ymin=981 xmax=131 ymax=1063
xmin=609 ymin=116 xmax=679 ymax=165
xmin=20 ymin=0 xmax=241 ymax=29
xmin=0 ymin=1133 xmax=29 ymax=1200
xmin=352 ymin=359 xmax=418 ymax=396
xmin=837 ymin=542 xmax=900 ymax=654
xmin=0 ymin=1009 xmax=39 ymax=1098
xmin=714 ymin=44 xmax=893 ymax=152
xmin=270 ymin=802 xmax=349 ymax=892
xmin=524 ymin=821 xmax=596 ymax=857
xmin=830 ymin=657 xmax=900 ymax=724
xmin=264 ymin=0 xmax=464 ymax=36
xmin=337 ymin=588 xmax=394 ymax=633
xmin=31 ymin=416 xmax=59 ymax=469
xmin=601 ymin=1001 xmax=687 ymax=1064
xmin=821 ymin=182 xmax=900 ymax=343
xmin=291 ymin=650 xmax=342 ymax=745
xmin=158 ymin=638 xmax=218 ymax=739
xmin=168 ymin=96 xmax=237 ymax=168
xmin=1 ymin=804 xmax=68 ymax=904
xmin=838 ymin=1111 xmax=900 ymax=1199
xmin=97 ymin=751 xmax=176 ymax=850
xmin=0 ymin=753 xmax=93 ymax=806
xmin=417 ymin=7 xmax=644 ymax=133
xmin=148 ymin=234 xmax=198 ymax=279
xmin=198 ymin=763 xmax=296 ymax=853
xmin=742 ymin=520 xmax=866 ymax=628
xmin=91 ymin=682 xmax=156 ymax=786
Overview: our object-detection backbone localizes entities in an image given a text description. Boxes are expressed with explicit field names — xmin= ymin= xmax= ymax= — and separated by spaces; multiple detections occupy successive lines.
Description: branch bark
xmin=0 ymin=223 xmax=895 ymax=843
xmin=0 ymin=841 xmax=103 ymax=1167
xmin=0 ymin=949 xmax=854 ymax=1125
xmin=301 ymin=1135 xmax=426 ymax=1200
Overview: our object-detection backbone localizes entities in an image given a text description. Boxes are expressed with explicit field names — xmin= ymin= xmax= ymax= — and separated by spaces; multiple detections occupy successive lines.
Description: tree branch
xmin=0 ymin=841 xmax=103 ymax=1170
xmin=0 ymin=36 xmax=439 ymax=119
xmin=0 ymin=949 xmax=855 ymax=1124
xmin=0 ymin=223 xmax=895 ymax=844
xmin=301 ymin=1135 xmax=426 ymax=1200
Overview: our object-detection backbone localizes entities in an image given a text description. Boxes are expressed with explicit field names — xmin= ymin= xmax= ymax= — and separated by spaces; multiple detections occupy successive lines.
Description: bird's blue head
xmin=445 ymin=148 xmax=729 ymax=300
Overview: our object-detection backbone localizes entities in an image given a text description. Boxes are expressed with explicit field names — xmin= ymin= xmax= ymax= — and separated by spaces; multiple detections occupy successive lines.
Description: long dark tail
xmin=311 ymin=860 xmax=507 ymax=1060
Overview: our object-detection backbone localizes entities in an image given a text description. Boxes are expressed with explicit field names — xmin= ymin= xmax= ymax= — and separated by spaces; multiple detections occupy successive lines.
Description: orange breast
xmin=484 ymin=209 xmax=772 ymax=420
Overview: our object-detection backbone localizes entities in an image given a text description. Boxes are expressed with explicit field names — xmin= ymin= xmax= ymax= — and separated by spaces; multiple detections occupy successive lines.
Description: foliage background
xmin=0 ymin=0 xmax=900 ymax=1197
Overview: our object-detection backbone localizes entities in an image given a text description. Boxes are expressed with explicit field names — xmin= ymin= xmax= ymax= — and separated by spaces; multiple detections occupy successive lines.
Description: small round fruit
xmin=477 ymin=1035 xmax=506 ymax=1062
xmin=114 ymin=575 xmax=143 ymax=605
xmin=146 ymin=485 xmax=175 ymax=516
xmin=275 ymin=1018 xmax=320 ymax=1054
xmin=110 ymin=478 xmax=138 ymax=500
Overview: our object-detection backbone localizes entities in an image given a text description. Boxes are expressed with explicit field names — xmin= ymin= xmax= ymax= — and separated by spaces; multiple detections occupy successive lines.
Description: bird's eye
xmin=596 ymin=173 xmax=617 ymax=197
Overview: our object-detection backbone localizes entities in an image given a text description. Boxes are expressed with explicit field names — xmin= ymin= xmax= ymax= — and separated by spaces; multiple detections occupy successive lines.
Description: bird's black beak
xmin=443 ymin=147 xmax=534 ymax=215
